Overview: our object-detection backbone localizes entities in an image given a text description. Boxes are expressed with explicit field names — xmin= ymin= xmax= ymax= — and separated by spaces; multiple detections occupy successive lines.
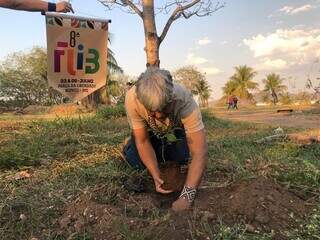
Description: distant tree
xmin=173 ymin=66 xmax=211 ymax=106
xmin=173 ymin=66 xmax=204 ymax=95
xmin=222 ymin=79 xmax=237 ymax=96
xmin=262 ymin=73 xmax=287 ymax=105
xmin=306 ymin=59 xmax=320 ymax=100
xmin=306 ymin=78 xmax=320 ymax=100
xmin=81 ymin=48 xmax=123 ymax=108
xmin=195 ymin=78 xmax=211 ymax=107
xmin=224 ymin=65 xmax=258 ymax=99
xmin=107 ymin=73 xmax=136 ymax=104
xmin=0 ymin=46 xmax=122 ymax=108
xmin=280 ymin=92 xmax=292 ymax=105
xmin=292 ymin=91 xmax=313 ymax=104
xmin=98 ymin=0 xmax=224 ymax=67
xmin=0 ymin=47 xmax=63 ymax=107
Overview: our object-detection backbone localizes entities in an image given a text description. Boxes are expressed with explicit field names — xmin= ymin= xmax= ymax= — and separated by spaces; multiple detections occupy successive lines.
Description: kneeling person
xmin=123 ymin=67 xmax=208 ymax=211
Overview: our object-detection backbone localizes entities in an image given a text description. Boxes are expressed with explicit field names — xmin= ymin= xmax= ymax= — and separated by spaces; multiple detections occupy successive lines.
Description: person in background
xmin=123 ymin=67 xmax=208 ymax=211
xmin=227 ymin=95 xmax=234 ymax=110
xmin=0 ymin=0 xmax=73 ymax=13
xmin=232 ymin=95 xmax=238 ymax=110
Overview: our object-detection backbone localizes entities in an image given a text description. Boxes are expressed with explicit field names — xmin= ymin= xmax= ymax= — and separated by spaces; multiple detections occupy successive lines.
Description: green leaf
xmin=166 ymin=133 xmax=177 ymax=143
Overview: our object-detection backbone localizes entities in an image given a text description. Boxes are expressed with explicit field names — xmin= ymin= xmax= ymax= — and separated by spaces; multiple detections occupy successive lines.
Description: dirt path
xmin=214 ymin=107 xmax=320 ymax=129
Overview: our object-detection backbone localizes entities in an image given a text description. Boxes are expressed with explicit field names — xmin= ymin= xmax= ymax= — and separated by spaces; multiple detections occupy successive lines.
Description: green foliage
xmin=173 ymin=66 xmax=205 ymax=94
xmin=96 ymin=104 xmax=126 ymax=119
xmin=173 ymin=65 xmax=211 ymax=106
xmin=280 ymin=92 xmax=292 ymax=105
xmin=196 ymin=78 xmax=212 ymax=107
xmin=222 ymin=80 xmax=238 ymax=96
xmin=0 ymin=47 xmax=64 ymax=107
xmin=0 ymin=116 xmax=129 ymax=169
xmin=262 ymin=73 xmax=287 ymax=105
xmin=223 ymin=65 xmax=258 ymax=99
xmin=81 ymin=47 xmax=123 ymax=107
xmin=107 ymin=73 xmax=135 ymax=104
xmin=108 ymin=48 xmax=123 ymax=74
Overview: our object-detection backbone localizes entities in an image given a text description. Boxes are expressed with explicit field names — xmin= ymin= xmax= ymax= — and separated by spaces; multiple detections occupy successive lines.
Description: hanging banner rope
xmin=45 ymin=13 xmax=111 ymax=101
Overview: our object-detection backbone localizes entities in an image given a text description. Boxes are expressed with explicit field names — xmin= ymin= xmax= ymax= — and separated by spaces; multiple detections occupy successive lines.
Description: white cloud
xmin=201 ymin=67 xmax=222 ymax=75
xmin=186 ymin=53 xmax=208 ymax=65
xmin=264 ymin=58 xmax=287 ymax=69
xmin=220 ymin=41 xmax=228 ymax=45
xmin=279 ymin=4 xmax=316 ymax=15
xmin=197 ymin=37 xmax=211 ymax=46
xmin=279 ymin=6 xmax=294 ymax=14
xmin=243 ymin=28 xmax=320 ymax=69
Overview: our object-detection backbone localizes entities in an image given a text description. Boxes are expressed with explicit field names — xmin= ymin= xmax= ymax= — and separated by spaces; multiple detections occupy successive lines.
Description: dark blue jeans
xmin=123 ymin=129 xmax=190 ymax=169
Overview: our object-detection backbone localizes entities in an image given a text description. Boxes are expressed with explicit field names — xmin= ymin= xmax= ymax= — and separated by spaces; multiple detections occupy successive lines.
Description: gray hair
xmin=136 ymin=67 xmax=174 ymax=112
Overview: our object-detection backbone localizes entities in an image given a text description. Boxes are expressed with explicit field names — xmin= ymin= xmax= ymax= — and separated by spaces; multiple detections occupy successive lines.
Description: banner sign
xmin=46 ymin=13 xmax=109 ymax=101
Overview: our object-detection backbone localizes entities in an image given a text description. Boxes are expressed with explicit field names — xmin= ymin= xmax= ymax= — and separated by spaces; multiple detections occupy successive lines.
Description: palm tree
xmin=195 ymin=78 xmax=211 ymax=107
xmin=81 ymin=48 xmax=123 ymax=108
xmin=263 ymin=73 xmax=287 ymax=105
xmin=222 ymin=79 xmax=237 ymax=96
xmin=107 ymin=49 xmax=123 ymax=74
xmin=229 ymin=65 xmax=258 ymax=99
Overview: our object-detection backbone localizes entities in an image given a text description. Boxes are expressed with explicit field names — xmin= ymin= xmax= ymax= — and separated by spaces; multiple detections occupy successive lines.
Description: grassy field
xmin=0 ymin=108 xmax=319 ymax=240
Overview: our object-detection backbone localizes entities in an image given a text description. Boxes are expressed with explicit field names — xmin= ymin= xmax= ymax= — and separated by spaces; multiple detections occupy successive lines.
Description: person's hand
xmin=153 ymin=175 xmax=173 ymax=194
xmin=56 ymin=1 xmax=74 ymax=13
xmin=172 ymin=197 xmax=192 ymax=211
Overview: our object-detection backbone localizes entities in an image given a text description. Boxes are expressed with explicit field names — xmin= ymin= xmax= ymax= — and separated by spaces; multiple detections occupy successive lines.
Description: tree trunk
xmin=142 ymin=0 xmax=160 ymax=67
xmin=271 ymin=90 xmax=278 ymax=105
xmin=81 ymin=77 xmax=109 ymax=109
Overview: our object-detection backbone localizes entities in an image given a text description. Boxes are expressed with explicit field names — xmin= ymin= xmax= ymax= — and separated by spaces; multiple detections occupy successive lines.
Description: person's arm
xmin=0 ymin=0 xmax=74 ymax=13
xmin=184 ymin=129 xmax=208 ymax=188
xmin=172 ymin=129 xmax=208 ymax=211
xmin=132 ymin=127 xmax=173 ymax=194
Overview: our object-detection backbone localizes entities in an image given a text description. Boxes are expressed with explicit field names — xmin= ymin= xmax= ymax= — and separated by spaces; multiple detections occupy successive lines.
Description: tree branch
xmin=122 ymin=0 xmax=143 ymax=18
xmin=98 ymin=0 xmax=143 ymax=18
xmin=159 ymin=1 xmax=224 ymax=44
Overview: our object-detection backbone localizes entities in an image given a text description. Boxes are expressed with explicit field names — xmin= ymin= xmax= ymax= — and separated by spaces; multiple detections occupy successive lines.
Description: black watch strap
xmin=48 ymin=2 xmax=57 ymax=12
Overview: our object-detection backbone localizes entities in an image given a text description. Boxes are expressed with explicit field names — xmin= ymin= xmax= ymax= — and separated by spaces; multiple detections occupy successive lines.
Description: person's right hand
xmin=56 ymin=1 xmax=74 ymax=13
xmin=153 ymin=176 xmax=173 ymax=194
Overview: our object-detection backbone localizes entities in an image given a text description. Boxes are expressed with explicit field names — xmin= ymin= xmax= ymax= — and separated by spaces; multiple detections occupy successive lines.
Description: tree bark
xmin=271 ymin=90 xmax=278 ymax=105
xmin=142 ymin=0 xmax=160 ymax=67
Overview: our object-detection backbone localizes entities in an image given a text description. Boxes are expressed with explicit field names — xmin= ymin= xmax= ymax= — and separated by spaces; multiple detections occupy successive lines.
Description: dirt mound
xmin=57 ymin=195 xmax=122 ymax=239
xmin=196 ymin=177 xmax=310 ymax=233
xmin=56 ymin=177 xmax=311 ymax=239
xmin=57 ymin=192 xmax=162 ymax=240
xmin=288 ymin=129 xmax=320 ymax=144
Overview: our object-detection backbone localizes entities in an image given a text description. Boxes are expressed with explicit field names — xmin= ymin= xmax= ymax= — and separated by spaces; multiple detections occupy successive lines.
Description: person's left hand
xmin=172 ymin=197 xmax=192 ymax=211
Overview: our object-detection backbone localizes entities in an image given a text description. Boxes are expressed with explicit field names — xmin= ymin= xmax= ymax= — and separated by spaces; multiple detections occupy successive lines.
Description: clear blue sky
xmin=0 ymin=0 xmax=319 ymax=99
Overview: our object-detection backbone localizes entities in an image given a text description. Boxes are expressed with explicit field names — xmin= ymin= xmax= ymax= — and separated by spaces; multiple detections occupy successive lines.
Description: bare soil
xmin=57 ymin=177 xmax=312 ymax=240
xmin=214 ymin=106 xmax=320 ymax=129
xmin=160 ymin=162 xmax=187 ymax=192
